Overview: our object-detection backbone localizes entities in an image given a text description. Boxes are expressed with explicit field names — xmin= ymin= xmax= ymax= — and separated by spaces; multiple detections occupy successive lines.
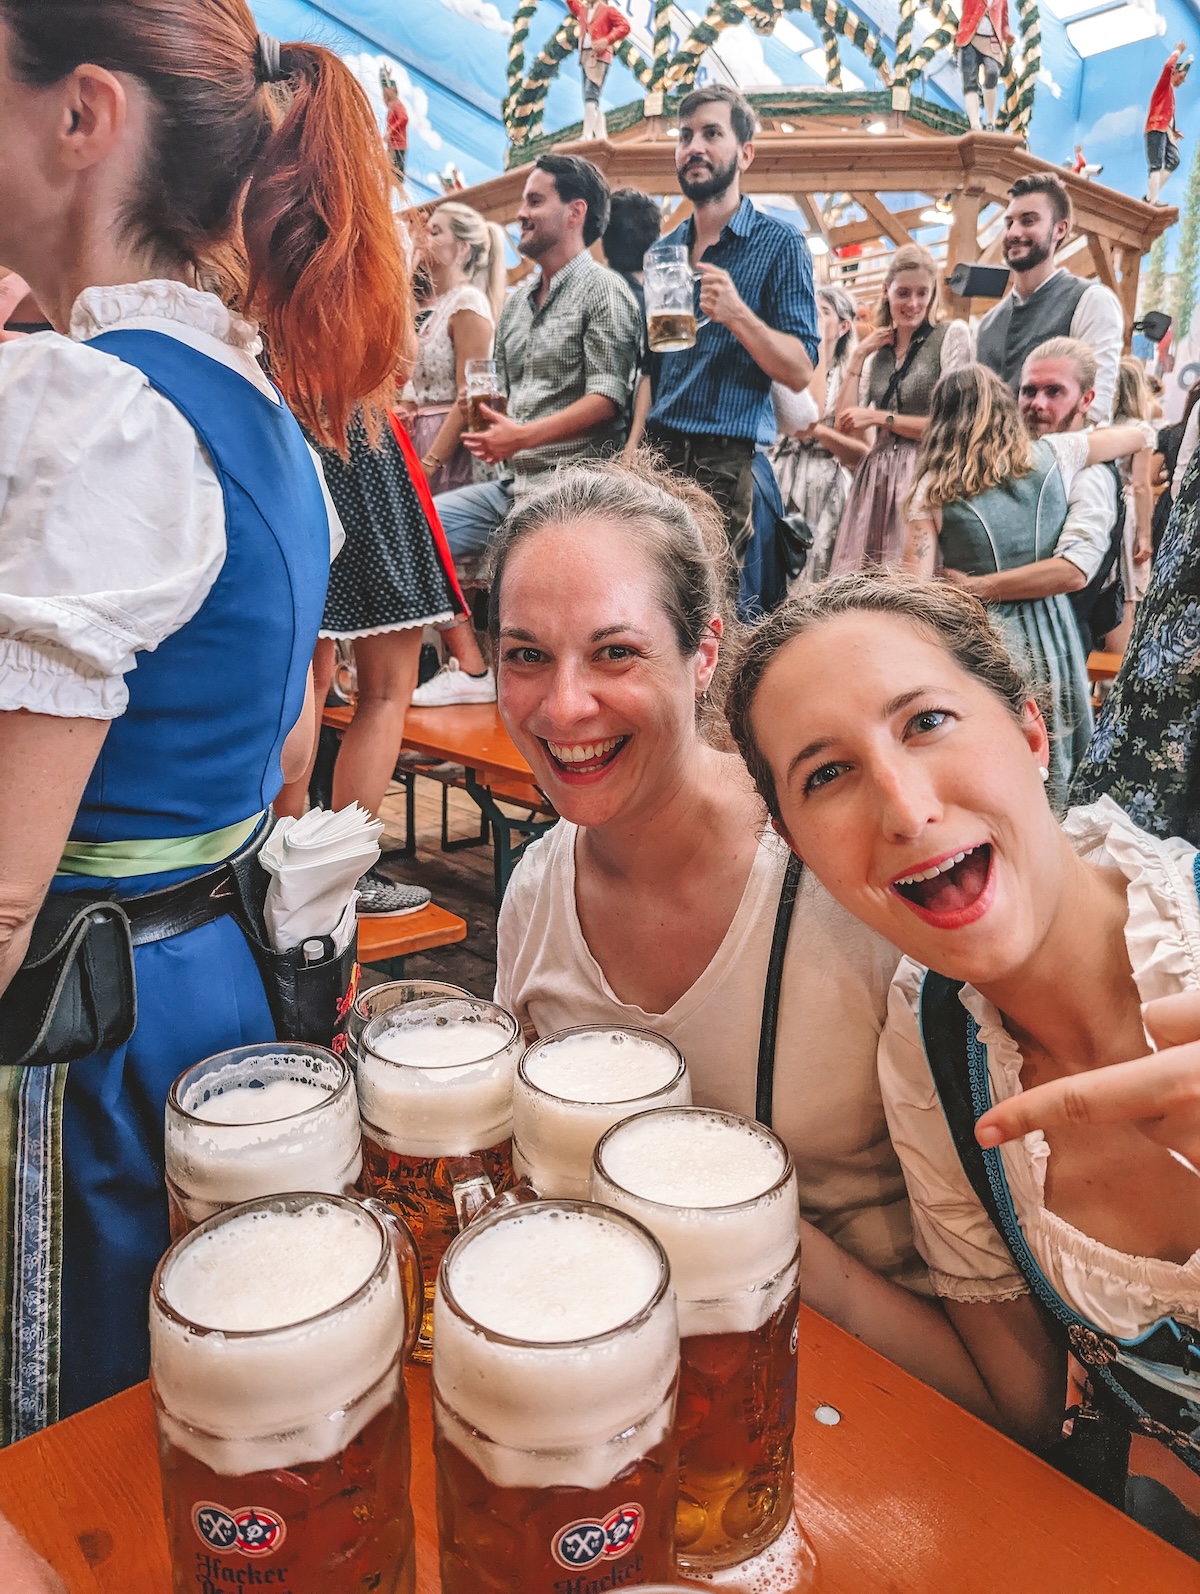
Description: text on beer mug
xmin=433 ymin=1200 xmax=681 ymax=1592
xmin=346 ymin=978 xmax=471 ymax=1069
xmin=356 ymin=995 xmax=521 ymax=1359
xmin=512 ymin=1025 xmax=690 ymax=1199
xmin=151 ymin=1193 xmax=421 ymax=1594
xmin=593 ymin=1109 xmax=802 ymax=1574
xmin=164 ymin=1043 xmax=363 ymax=1239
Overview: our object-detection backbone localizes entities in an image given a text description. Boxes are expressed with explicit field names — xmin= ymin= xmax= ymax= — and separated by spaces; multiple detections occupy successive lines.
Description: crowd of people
xmin=2 ymin=1 xmax=1200 ymax=1583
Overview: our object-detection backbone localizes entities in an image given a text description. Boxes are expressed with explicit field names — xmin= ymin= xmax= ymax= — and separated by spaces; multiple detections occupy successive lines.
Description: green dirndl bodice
xmin=939 ymin=440 xmax=1093 ymax=798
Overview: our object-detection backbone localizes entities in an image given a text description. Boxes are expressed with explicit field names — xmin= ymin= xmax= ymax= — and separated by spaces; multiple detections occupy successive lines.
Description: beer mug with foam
xmin=643 ymin=243 xmax=709 ymax=353
xmin=593 ymin=1108 xmax=802 ymax=1573
xmin=346 ymin=978 xmax=470 ymax=1068
xmin=151 ymin=1192 xmax=422 ymax=1594
xmin=464 ymin=356 xmax=507 ymax=431
xmin=164 ymin=1043 xmax=363 ymax=1239
xmin=512 ymin=1025 xmax=690 ymax=1199
xmin=433 ymin=1199 xmax=681 ymax=1592
xmin=357 ymin=994 xmax=522 ymax=1358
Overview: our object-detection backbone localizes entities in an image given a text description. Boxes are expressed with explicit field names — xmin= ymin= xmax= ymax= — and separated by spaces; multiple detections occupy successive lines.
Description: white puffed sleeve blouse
xmin=878 ymin=797 xmax=1200 ymax=1340
xmin=0 ymin=279 xmax=343 ymax=721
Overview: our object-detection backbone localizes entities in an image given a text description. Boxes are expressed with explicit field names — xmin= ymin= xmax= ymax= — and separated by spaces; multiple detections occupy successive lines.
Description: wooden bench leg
xmin=464 ymin=772 xmax=557 ymax=906
xmin=441 ymin=782 xmax=490 ymax=853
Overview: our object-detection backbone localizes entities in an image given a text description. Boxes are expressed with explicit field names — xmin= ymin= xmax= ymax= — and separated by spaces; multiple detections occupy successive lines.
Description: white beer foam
xmin=152 ymin=1201 xmax=404 ymax=1475
xmin=513 ymin=1030 xmax=690 ymax=1199
xmin=433 ymin=1205 xmax=678 ymax=1490
xmin=167 ymin=1072 xmax=363 ymax=1224
xmin=357 ymin=1004 xmax=518 ymax=1156
xmin=593 ymin=1111 xmax=800 ymax=1337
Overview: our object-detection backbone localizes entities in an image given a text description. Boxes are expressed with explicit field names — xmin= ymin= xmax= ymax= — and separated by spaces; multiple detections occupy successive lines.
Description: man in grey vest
xmin=976 ymin=172 xmax=1123 ymax=423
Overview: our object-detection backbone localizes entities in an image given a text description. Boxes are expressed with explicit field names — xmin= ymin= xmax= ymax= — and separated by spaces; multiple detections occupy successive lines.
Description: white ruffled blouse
xmin=878 ymin=796 xmax=1200 ymax=1338
xmin=0 ymin=280 xmax=342 ymax=721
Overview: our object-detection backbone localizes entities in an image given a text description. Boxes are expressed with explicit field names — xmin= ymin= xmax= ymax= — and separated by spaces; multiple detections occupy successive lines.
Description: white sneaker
xmin=411 ymin=660 xmax=497 ymax=707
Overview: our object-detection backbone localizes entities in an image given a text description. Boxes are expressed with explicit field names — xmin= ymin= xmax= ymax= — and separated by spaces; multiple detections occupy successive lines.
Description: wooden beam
xmin=944 ymin=190 xmax=983 ymax=318
xmin=1085 ymin=231 xmax=1118 ymax=294
xmin=849 ymin=191 xmax=915 ymax=249
xmin=827 ymin=205 xmax=932 ymax=249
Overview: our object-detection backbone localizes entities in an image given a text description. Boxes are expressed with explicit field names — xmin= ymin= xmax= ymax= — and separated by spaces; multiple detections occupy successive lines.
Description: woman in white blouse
xmin=727 ymin=574 xmax=1200 ymax=1531
xmin=489 ymin=461 xmax=922 ymax=1292
xmin=0 ymin=2 xmax=407 ymax=1433
xmin=902 ymin=363 xmax=1153 ymax=797
xmin=404 ymin=201 xmax=505 ymax=494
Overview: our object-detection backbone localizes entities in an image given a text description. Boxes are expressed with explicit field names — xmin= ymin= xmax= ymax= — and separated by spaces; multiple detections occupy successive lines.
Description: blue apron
xmin=9 ymin=330 xmax=329 ymax=1437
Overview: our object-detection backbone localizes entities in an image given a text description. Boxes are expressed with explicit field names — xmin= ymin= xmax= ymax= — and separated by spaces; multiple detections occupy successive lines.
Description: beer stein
xmin=151 ymin=1192 xmax=422 ymax=1594
xmin=594 ymin=1108 xmax=803 ymax=1574
xmin=164 ymin=1043 xmax=363 ymax=1239
xmin=464 ymin=356 xmax=507 ymax=431
xmin=357 ymin=995 xmax=522 ymax=1359
xmin=346 ymin=978 xmax=470 ymax=1068
xmin=433 ymin=1199 xmax=681 ymax=1592
xmin=643 ymin=242 xmax=709 ymax=352
xmin=512 ymin=1025 xmax=690 ymax=1199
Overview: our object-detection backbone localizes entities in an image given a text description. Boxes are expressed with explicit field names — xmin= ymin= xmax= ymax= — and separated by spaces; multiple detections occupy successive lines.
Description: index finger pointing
xmin=975 ymin=1046 xmax=1200 ymax=1148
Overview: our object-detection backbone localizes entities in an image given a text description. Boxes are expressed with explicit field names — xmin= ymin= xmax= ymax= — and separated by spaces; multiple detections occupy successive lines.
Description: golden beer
xmin=647 ymin=312 xmax=698 ymax=353
xmin=151 ymin=1193 xmax=421 ymax=1594
xmin=164 ymin=1043 xmax=363 ymax=1239
xmin=466 ymin=390 xmax=507 ymax=431
xmin=593 ymin=1108 xmax=803 ymax=1573
xmin=433 ymin=1201 xmax=681 ymax=1592
xmin=512 ymin=1026 xmax=690 ymax=1199
xmin=357 ymin=996 xmax=522 ymax=1360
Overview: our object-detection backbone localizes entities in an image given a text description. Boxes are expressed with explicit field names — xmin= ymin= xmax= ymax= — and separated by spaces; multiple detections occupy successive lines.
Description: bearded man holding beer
xmin=639 ymin=84 xmax=819 ymax=556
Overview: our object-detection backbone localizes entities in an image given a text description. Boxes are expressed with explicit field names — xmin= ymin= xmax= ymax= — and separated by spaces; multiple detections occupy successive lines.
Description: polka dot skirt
xmin=316 ymin=416 xmax=459 ymax=639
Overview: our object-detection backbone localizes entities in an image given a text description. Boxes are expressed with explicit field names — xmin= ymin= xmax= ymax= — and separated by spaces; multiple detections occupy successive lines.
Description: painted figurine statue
xmin=380 ymin=65 xmax=409 ymax=184
xmin=1146 ymin=40 xmax=1191 ymax=205
xmin=956 ymin=0 xmax=1014 ymax=131
xmin=566 ymin=0 xmax=631 ymax=140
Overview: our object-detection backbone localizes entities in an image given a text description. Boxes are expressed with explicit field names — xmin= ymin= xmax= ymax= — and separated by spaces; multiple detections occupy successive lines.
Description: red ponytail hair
xmin=1 ymin=0 xmax=409 ymax=448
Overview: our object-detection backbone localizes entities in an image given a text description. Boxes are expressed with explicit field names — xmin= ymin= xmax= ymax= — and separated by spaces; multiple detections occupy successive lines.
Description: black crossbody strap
xmin=878 ymin=321 xmax=934 ymax=412
xmin=755 ymin=853 xmax=804 ymax=1128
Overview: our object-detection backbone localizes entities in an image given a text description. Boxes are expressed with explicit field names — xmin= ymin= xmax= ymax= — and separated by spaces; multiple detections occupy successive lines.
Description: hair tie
xmin=255 ymin=32 xmax=284 ymax=84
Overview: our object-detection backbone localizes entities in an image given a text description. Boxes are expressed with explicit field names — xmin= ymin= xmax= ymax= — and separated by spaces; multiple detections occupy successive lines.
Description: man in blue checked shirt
xmin=640 ymin=84 xmax=819 ymax=557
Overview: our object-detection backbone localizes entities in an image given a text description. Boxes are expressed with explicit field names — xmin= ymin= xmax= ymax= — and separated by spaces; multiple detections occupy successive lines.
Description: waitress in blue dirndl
xmin=0 ymin=3 xmax=412 ymax=1443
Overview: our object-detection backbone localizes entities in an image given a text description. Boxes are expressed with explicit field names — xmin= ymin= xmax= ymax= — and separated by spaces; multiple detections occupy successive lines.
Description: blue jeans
xmin=435 ymin=479 xmax=515 ymax=563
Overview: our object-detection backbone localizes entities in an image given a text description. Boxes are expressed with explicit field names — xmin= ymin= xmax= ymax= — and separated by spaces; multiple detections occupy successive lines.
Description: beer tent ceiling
xmin=250 ymin=0 xmax=1200 ymax=210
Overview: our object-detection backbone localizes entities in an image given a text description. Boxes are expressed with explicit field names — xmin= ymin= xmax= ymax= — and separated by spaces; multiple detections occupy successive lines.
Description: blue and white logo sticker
xmin=551 ymin=1502 xmax=644 ymax=1570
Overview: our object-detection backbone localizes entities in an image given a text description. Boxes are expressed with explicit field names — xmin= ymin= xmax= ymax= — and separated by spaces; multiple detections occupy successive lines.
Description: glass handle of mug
xmin=361 ymin=1196 xmax=424 ymax=1364
xmin=690 ymin=269 xmax=711 ymax=331
xmin=445 ymin=1154 xmax=498 ymax=1231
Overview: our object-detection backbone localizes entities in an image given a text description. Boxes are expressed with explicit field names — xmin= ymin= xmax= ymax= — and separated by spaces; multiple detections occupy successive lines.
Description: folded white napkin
xmin=259 ymin=805 xmax=383 ymax=952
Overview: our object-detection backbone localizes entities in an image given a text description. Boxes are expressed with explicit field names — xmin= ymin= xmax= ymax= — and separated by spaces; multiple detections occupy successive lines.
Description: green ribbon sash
xmin=56 ymin=813 xmax=265 ymax=879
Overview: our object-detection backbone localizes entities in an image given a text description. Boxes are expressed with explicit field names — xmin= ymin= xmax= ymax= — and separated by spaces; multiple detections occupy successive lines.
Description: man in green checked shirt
xmin=435 ymin=155 xmax=641 ymax=563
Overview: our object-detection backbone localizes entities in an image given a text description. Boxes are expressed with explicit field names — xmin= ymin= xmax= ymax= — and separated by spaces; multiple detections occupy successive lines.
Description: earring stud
xmin=1038 ymin=767 xmax=1049 ymax=783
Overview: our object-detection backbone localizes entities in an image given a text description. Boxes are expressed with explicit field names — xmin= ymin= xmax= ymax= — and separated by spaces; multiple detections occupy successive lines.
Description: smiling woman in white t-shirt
xmin=489 ymin=458 xmax=922 ymax=1290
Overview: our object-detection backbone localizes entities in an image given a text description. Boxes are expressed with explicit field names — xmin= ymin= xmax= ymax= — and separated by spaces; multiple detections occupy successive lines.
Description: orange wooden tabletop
xmin=0 ymin=1308 xmax=1195 ymax=1593
xmin=323 ymin=701 xmax=533 ymax=786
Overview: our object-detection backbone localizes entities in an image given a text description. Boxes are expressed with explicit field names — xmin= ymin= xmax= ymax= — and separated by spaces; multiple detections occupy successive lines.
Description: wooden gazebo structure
xmin=416 ymin=91 xmax=1174 ymax=331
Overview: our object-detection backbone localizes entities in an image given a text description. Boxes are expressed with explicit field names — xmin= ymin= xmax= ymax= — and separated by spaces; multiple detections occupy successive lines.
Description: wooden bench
xmin=356 ymin=902 xmax=467 ymax=979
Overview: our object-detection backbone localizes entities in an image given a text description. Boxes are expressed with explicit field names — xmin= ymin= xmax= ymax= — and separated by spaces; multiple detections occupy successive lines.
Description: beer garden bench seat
xmin=356 ymin=901 xmax=467 ymax=979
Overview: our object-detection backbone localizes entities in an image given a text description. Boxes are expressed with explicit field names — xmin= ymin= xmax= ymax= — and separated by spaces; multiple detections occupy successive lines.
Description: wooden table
xmin=323 ymin=702 xmax=555 ymax=902
xmin=1 ymin=1310 xmax=1195 ymax=1593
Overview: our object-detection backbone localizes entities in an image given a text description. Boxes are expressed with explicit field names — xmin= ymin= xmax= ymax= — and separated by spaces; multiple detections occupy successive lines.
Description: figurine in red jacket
xmin=567 ymin=0 xmax=631 ymax=140
xmin=1146 ymin=40 xmax=1191 ymax=205
xmin=956 ymin=0 xmax=1014 ymax=132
